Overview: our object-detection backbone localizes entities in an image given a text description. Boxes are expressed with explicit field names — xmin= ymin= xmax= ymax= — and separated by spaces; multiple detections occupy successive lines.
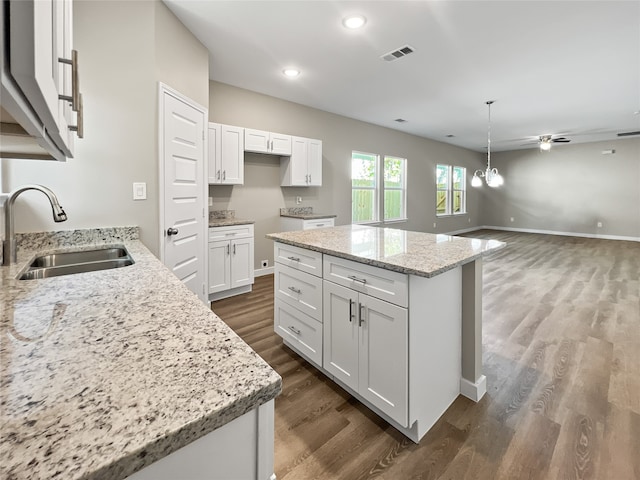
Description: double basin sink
xmin=19 ymin=246 xmax=134 ymax=280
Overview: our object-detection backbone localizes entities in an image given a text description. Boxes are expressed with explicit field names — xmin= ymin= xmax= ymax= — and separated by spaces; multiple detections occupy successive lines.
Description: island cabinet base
xmin=126 ymin=400 xmax=276 ymax=480
xmin=273 ymin=240 xmax=465 ymax=443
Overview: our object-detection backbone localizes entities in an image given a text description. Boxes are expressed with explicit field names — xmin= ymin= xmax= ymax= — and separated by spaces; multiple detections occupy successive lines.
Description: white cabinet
xmin=280 ymin=216 xmax=335 ymax=232
xmin=1 ymin=0 xmax=82 ymax=161
xmin=323 ymin=276 xmax=408 ymax=426
xmin=208 ymin=225 xmax=254 ymax=300
xmin=280 ymin=136 xmax=322 ymax=186
xmin=208 ymin=123 xmax=244 ymax=184
xmin=244 ymin=128 xmax=291 ymax=155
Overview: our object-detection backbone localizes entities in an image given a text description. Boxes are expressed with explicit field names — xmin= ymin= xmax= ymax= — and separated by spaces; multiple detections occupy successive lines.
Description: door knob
xmin=167 ymin=227 xmax=179 ymax=236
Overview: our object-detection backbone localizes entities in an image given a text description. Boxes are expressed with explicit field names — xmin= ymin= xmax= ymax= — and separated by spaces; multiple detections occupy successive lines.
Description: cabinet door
xmin=307 ymin=138 xmax=322 ymax=186
xmin=323 ymin=281 xmax=359 ymax=391
xmin=270 ymin=133 xmax=292 ymax=155
xmin=208 ymin=123 xmax=222 ymax=183
xmin=209 ymin=240 xmax=231 ymax=293
xmin=220 ymin=125 xmax=244 ymax=184
xmin=244 ymin=128 xmax=270 ymax=153
xmin=289 ymin=136 xmax=309 ymax=186
xmin=230 ymin=237 xmax=254 ymax=288
xmin=358 ymin=294 xmax=408 ymax=426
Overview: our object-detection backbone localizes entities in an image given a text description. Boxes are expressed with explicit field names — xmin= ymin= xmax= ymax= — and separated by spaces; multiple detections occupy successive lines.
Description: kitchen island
xmin=267 ymin=224 xmax=504 ymax=442
xmin=0 ymin=227 xmax=281 ymax=480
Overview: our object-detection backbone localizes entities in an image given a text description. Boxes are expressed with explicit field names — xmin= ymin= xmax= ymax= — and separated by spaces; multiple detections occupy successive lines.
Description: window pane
xmin=352 ymin=153 xmax=377 ymax=188
xmin=384 ymin=157 xmax=405 ymax=188
xmin=436 ymin=164 xmax=449 ymax=190
xmin=436 ymin=191 xmax=448 ymax=215
xmin=453 ymin=191 xmax=463 ymax=213
xmin=453 ymin=166 xmax=465 ymax=190
xmin=384 ymin=190 xmax=403 ymax=220
xmin=352 ymin=189 xmax=375 ymax=223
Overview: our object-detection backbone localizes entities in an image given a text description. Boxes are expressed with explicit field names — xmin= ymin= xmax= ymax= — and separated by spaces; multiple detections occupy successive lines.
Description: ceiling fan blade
xmin=552 ymin=138 xmax=571 ymax=143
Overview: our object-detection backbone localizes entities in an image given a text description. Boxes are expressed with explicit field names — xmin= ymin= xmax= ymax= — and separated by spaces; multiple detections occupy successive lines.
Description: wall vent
xmin=617 ymin=130 xmax=640 ymax=137
xmin=381 ymin=45 xmax=415 ymax=62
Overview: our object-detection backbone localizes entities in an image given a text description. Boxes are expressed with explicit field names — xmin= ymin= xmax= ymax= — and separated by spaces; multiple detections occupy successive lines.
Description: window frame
xmin=351 ymin=151 xmax=407 ymax=224
xmin=436 ymin=164 xmax=467 ymax=217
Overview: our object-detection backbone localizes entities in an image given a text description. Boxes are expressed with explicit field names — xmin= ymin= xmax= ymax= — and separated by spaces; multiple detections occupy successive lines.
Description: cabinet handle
xmin=226 ymin=244 xmax=230 ymax=255
xmin=58 ymin=50 xmax=79 ymax=111
xmin=349 ymin=299 xmax=355 ymax=323
xmin=359 ymin=303 xmax=365 ymax=327
xmin=233 ymin=244 xmax=236 ymax=255
xmin=223 ymin=171 xmax=226 ymax=181
xmin=288 ymin=286 xmax=301 ymax=294
xmin=288 ymin=325 xmax=301 ymax=335
xmin=348 ymin=275 xmax=367 ymax=284
xmin=309 ymin=174 xmax=312 ymax=184
xmin=68 ymin=93 xmax=83 ymax=139
xmin=287 ymin=256 xmax=300 ymax=262
xmin=226 ymin=232 xmax=237 ymax=236
xmin=316 ymin=224 xmax=325 ymax=227
xmin=217 ymin=170 xmax=221 ymax=180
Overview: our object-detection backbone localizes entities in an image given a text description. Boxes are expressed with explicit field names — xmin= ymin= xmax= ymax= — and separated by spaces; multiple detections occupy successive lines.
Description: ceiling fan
xmin=537 ymin=134 xmax=571 ymax=151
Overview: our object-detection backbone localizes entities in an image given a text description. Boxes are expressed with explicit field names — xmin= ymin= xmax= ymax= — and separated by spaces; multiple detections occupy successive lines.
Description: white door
xmin=209 ymin=240 xmax=231 ymax=294
xmin=230 ymin=237 xmax=254 ymax=289
xmin=358 ymin=294 xmax=408 ymax=426
xmin=307 ymin=139 xmax=322 ymax=186
xmin=323 ymin=281 xmax=359 ymax=390
xmin=161 ymin=87 xmax=207 ymax=302
xmin=290 ymin=136 xmax=309 ymax=186
xmin=220 ymin=125 xmax=244 ymax=184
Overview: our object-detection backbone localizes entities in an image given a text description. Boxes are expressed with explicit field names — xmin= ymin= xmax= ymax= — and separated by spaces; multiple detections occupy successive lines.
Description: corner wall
xmin=479 ymin=137 xmax=640 ymax=239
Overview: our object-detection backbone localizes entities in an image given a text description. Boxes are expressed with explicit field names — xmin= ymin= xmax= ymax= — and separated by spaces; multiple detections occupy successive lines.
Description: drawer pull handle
xmin=226 ymin=232 xmax=237 ymax=236
xmin=288 ymin=286 xmax=301 ymax=294
xmin=349 ymin=299 xmax=355 ymax=322
xmin=288 ymin=325 xmax=301 ymax=335
xmin=348 ymin=275 xmax=367 ymax=284
xmin=359 ymin=303 xmax=365 ymax=327
xmin=316 ymin=224 xmax=325 ymax=227
xmin=287 ymin=256 xmax=300 ymax=262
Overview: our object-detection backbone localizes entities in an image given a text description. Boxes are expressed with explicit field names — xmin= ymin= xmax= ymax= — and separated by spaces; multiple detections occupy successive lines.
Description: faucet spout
xmin=2 ymin=185 xmax=68 ymax=266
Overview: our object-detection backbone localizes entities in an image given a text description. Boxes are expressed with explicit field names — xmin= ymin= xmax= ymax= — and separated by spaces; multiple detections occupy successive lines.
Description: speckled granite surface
xmin=279 ymin=207 xmax=337 ymax=220
xmin=208 ymin=209 xmax=254 ymax=227
xmin=1 ymin=227 xmax=281 ymax=480
xmin=267 ymin=224 xmax=505 ymax=278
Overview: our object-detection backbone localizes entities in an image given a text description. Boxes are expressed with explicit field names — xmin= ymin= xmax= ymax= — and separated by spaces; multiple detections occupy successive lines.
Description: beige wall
xmin=1 ymin=0 xmax=208 ymax=257
xmin=480 ymin=137 xmax=640 ymax=239
xmin=208 ymin=81 xmax=486 ymax=269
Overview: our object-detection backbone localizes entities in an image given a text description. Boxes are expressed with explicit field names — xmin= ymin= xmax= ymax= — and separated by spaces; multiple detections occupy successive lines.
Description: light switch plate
xmin=133 ymin=182 xmax=147 ymax=200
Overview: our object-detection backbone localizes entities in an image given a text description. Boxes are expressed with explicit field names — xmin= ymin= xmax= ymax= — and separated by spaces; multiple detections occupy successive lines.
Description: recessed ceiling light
xmin=342 ymin=15 xmax=366 ymax=29
xmin=282 ymin=68 xmax=300 ymax=78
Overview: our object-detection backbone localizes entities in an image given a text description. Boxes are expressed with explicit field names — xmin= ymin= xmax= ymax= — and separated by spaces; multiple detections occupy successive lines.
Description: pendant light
xmin=471 ymin=101 xmax=504 ymax=188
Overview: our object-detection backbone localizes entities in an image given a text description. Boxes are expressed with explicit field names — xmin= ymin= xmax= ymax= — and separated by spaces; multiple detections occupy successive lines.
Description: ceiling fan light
xmin=540 ymin=141 xmax=551 ymax=151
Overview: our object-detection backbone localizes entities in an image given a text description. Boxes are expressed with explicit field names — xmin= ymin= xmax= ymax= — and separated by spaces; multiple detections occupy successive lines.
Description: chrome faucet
xmin=2 ymin=185 xmax=67 ymax=266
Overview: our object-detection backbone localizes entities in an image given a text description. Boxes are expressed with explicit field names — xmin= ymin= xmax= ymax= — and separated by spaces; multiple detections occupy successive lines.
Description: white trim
xmin=460 ymin=375 xmax=486 ymax=402
xmin=479 ymin=225 xmax=640 ymax=243
xmin=255 ymin=266 xmax=274 ymax=277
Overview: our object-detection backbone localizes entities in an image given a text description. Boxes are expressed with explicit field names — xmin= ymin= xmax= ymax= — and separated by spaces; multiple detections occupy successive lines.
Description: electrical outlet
xmin=597 ymin=221 xmax=603 ymax=228
xmin=261 ymin=260 xmax=268 ymax=268
xmin=433 ymin=222 xmax=436 ymax=228
xmin=510 ymin=217 xmax=515 ymax=222
xmin=208 ymin=197 xmax=213 ymax=207
xmin=296 ymin=196 xmax=302 ymax=205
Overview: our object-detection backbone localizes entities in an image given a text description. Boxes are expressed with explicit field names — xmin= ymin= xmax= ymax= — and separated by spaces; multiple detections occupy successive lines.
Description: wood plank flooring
xmin=211 ymin=230 xmax=640 ymax=480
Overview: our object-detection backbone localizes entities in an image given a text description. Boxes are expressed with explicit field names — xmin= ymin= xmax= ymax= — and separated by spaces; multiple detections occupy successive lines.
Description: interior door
xmin=161 ymin=88 xmax=206 ymax=302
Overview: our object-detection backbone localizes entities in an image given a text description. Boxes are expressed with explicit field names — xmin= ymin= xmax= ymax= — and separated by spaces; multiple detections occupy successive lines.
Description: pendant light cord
xmin=486 ymin=100 xmax=493 ymax=171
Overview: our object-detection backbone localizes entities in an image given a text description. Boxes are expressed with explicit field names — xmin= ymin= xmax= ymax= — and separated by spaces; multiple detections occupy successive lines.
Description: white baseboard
xmin=460 ymin=375 xmax=487 ymax=402
xmin=480 ymin=225 xmax=640 ymax=242
xmin=445 ymin=226 xmax=482 ymax=235
xmin=255 ymin=266 xmax=274 ymax=277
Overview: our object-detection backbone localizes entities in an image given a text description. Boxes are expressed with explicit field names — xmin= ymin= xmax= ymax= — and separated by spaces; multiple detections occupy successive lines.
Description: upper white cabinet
xmin=280 ymin=136 xmax=322 ymax=186
xmin=1 ymin=0 xmax=82 ymax=161
xmin=244 ymin=128 xmax=291 ymax=156
xmin=208 ymin=123 xmax=244 ymax=184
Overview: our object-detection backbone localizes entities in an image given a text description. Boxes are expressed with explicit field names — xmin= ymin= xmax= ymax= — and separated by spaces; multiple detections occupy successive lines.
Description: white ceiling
xmin=163 ymin=0 xmax=640 ymax=152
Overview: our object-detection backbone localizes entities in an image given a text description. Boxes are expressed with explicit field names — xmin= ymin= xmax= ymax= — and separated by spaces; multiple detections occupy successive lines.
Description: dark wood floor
xmin=212 ymin=230 xmax=640 ymax=480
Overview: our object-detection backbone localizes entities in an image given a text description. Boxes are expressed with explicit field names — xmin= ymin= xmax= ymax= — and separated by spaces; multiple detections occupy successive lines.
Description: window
xmin=352 ymin=152 xmax=406 ymax=224
xmin=436 ymin=164 xmax=466 ymax=216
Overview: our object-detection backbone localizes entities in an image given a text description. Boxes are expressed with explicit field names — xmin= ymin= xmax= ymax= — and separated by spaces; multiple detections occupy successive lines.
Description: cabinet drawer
xmin=275 ymin=264 xmax=322 ymax=321
xmin=209 ymin=224 xmax=254 ymax=241
xmin=275 ymin=299 xmax=322 ymax=367
xmin=274 ymin=242 xmax=322 ymax=277
xmin=303 ymin=218 xmax=334 ymax=229
xmin=323 ymin=255 xmax=408 ymax=308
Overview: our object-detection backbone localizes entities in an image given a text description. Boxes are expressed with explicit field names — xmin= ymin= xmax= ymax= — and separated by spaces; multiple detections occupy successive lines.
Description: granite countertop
xmin=208 ymin=218 xmax=255 ymax=227
xmin=279 ymin=207 xmax=336 ymax=220
xmin=0 ymin=227 xmax=281 ymax=480
xmin=266 ymin=224 xmax=505 ymax=278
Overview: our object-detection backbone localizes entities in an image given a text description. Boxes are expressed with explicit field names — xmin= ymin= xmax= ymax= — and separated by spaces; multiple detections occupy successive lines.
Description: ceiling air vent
xmin=617 ymin=130 xmax=640 ymax=137
xmin=381 ymin=45 xmax=415 ymax=62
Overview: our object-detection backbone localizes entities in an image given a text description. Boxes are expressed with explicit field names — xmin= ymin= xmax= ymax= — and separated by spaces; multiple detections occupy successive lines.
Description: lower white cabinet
xmin=209 ymin=225 xmax=254 ymax=301
xmin=323 ymin=280 xmax=408 ymax=426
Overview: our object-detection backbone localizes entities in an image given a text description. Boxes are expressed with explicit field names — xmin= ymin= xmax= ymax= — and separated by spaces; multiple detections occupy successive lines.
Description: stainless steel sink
xmin=19 ymin=246 xmax=134 ymax=280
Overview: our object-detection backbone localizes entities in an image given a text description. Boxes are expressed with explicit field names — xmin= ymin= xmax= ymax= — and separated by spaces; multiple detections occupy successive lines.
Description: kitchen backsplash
xmin=209 ymin=210 xmax=235 ymax=221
